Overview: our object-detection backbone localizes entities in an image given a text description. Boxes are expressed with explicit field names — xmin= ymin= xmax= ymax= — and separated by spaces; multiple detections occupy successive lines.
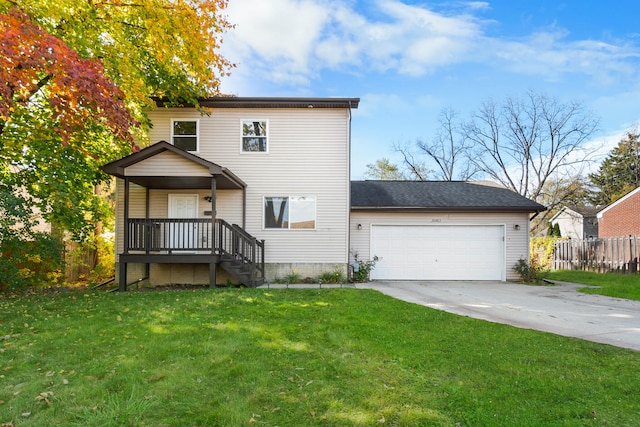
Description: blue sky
xmin=219 ymin=0 xmax=640 ymax=179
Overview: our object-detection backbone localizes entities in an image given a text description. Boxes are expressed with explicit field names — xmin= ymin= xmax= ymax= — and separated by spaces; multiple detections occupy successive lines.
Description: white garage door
xmin=370 ymin=225 xmax=505 ymax=281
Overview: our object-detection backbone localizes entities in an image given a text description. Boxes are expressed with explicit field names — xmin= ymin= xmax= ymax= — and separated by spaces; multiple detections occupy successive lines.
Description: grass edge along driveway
xmin=1 ymin=288 xmax=639 ymax=426
xmin=544 ymin=270 xmax=640 ymax=301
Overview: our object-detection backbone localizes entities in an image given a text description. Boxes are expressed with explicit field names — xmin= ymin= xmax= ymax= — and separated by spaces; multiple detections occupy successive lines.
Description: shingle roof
xmin=351 ymin=180 xmax=545 ymax=212
xmin=566 ymin=205 xmax=601 ymax=217
xmin=153 ymin=97 xmax=359 ymax=109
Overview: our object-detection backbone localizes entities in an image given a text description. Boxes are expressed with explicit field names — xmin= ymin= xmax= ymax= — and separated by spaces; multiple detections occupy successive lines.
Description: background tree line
xmin=365 ymin=91 xmax=639 ymax=234
xmin=0 ymin=1 xmax=233 ymax=290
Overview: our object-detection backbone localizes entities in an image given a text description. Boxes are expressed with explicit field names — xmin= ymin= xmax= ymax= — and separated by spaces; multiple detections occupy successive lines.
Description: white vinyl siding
xmin=350 ymin=211 xmax=530 ymax=281
xmin=147 ymin=189 xmax=243 ymax=224
xmin=126 ymin=150 xmax=210 ymax=177
xmin=143 ymin=108 xmax=351 ymax=264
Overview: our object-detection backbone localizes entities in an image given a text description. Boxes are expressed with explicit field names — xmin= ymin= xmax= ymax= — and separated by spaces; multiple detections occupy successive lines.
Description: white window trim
xmin=241 ymin=119 xmax=269 ymax=154
xmin=263 ymin=195 xmax=317 ymax=230
xmin=171 ymin=118 xmax=199 ymax=153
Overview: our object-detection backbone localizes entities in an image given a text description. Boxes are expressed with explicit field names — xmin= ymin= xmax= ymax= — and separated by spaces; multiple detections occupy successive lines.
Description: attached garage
xmin=350 ymin=181 xmax=546 ymax=282
xmin=370 ymin=224 xmax=505 ymax=280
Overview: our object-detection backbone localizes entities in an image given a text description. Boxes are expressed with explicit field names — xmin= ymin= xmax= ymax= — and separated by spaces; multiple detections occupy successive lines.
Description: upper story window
xmin=242 ymin=120 xmax=268 ymax=153
xmin=172 ymin=119 xmax=198 ymax=152
xmin=264 ymin=196 xmax=316 ymax=229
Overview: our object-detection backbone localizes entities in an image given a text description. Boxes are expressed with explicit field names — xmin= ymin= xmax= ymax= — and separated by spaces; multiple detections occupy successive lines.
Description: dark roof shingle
xmin=351 ymin=180 xmax=545 ymax=212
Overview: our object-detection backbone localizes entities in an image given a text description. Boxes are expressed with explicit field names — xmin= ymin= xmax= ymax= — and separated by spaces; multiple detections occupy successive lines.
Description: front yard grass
xmin=1 ymin=288 xmax=639 ymax=426
xmin=544 ymin=270 xmax=640 ymax=301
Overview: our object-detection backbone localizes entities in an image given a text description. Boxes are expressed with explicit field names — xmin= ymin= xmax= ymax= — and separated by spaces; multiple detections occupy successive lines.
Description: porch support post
xmin=242 ymin=186 xmax=247 ymax=229
xmin=209 ymin=262 xmax=217 ymax=289
xmin=210 ymin=177 xmax=217 ymax=288
xmin=211 ymin=177 xmax=217 ymax=222
xmin=119 ymin=262 xmax=128 ymax=292
xmin=210 ymin=177 xmax=217 ymax=255
xmin=144 ymin=187 xmax=150 ymax=277
xmin=119 ymin=177 xmax=130 ymax=292
xmin=123 ymin=178 xmax=130 ymax=255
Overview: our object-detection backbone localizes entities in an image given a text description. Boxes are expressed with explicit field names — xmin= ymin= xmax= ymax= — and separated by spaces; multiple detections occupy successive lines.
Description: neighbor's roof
xmin=549 ymin=205 xmax=601 ymax=222
xmin=567 ymin=205 xmax=601 ymax=217
xmin=351 ymin=180 xmax=545 ymax=213
xmin=153 ymin=96 xmax=360 ymax=109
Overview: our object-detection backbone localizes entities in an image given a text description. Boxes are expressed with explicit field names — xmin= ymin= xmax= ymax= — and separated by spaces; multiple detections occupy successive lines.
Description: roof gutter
xmin=351 ymin=206 xmax=546 ymax=213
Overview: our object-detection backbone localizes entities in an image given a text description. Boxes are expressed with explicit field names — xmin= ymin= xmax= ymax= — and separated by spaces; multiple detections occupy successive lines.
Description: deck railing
xmin=127 ymin=218 xmax=214 ymax=252
xmin=125 ymin=218 xmax=265 ymax=285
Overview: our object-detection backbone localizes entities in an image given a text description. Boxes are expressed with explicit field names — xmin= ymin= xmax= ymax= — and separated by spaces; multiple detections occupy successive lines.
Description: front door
xmin=168 ymin=194 xmax=199 ymax=250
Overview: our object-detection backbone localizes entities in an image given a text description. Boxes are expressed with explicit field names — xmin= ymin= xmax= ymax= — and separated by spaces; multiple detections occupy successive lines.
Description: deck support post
xmin=119 ymin=262 xmax=128 ymax=292
xmin=209 ymin=262 xmax=216 ymax=288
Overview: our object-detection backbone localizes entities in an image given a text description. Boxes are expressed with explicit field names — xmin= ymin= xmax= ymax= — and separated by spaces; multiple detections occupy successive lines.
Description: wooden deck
xmin=119 ymin=218 xmax=265 ymax=289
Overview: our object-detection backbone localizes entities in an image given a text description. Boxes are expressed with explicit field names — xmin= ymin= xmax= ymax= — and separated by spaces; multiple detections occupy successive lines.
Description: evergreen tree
xmin=590 ymin=131 xmax=640 ymax=205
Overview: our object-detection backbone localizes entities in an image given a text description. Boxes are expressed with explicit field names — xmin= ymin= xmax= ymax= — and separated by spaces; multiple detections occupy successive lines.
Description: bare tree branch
xmin=463 ymin=91 xmax=599 ymax=202
xmin=393 ymin=142 xmax=429 ymax=180
xmin=415 ymin=108 xmax=478 ymax=181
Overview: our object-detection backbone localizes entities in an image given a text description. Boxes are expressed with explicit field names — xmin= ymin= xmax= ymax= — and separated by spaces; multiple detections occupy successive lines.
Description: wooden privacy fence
xmin=553 ymin=236 xmax=640 ymax=273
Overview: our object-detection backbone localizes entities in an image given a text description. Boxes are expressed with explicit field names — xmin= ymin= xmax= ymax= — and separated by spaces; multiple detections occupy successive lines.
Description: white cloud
xmin=222 ymin=0 xmax=484 ymax=85
xmin=354 ymin=92 xmax=410 ymax=117
xmin=220 ymin=0 xmax=640 ymax=91
xmin=490 ymin=30 xmax=640 ymax=84
xmin=223 ymin=0 xmax=330 ymax=84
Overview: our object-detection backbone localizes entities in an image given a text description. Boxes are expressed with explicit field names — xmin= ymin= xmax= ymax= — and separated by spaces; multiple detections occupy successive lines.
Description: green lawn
xmin=1 ymin=288 xmax=639 ymax=426
xmin=543 ymin=270 xmax=640 ymax=301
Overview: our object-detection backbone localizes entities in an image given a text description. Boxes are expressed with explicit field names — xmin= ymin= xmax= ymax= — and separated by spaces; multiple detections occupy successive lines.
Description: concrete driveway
xmin=355 ymin=281 xmax=640 ymax=352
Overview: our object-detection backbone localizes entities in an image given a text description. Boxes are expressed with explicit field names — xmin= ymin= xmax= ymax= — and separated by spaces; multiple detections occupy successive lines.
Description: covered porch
xmin=102 ymin=141 xmax=265 ymax=290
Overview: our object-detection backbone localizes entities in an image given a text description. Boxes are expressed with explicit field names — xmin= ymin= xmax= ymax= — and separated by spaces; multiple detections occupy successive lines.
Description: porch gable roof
xmin=101 ymin=141 xmax=246 ymax=190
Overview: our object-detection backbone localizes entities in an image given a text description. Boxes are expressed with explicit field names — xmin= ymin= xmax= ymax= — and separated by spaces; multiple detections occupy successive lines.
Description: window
xmin=172 ymin=120 xmax=198 ymax=152
xmin=264 ymin=196 xmax=316 ymax=229
xmin=242 ymin=120 xmax=268 ymax=152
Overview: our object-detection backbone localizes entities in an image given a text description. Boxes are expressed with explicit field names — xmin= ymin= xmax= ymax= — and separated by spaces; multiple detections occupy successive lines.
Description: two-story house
xmin=103 ymin=97 xmax=358 ymax=290
xmin=103 ymin=97 xmax=545 ymax=290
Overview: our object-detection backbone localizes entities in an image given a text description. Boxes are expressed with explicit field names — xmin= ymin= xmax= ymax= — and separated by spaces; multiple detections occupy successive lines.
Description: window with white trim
xmin=172 ymin=119 xmax=198 ymax=152
xmin=264 ymin=196 xmax=316 ymax=229
xmin=242 ymin=120 xmax=268 ymax=152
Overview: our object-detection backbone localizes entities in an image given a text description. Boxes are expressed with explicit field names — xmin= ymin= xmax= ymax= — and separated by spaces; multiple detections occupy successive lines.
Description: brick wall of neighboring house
xmin=598 ymin=189 xmax=640 ymax=238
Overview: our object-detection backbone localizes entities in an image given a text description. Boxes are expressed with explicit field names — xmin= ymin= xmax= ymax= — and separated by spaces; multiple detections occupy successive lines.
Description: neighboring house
xmin=349 ymin=181 xmax=545 ymax=282
xmin=102 ymin=97 xmax=545 ymax=290
xmin=548 ymin=206 xmax=599 ymax=239
xmin=597 ymin=186 xmax=640 ymax=238
xmin=102 ymin=97 xmax=358 ymax=290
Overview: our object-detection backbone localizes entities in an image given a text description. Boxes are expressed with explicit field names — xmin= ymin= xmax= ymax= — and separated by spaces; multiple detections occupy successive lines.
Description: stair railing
xmin=217 ymin=219 xmax=265 ymax=284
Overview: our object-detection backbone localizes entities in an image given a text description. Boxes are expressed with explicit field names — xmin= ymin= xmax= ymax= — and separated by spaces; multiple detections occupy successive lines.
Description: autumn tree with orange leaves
xmin=0 ymin=2 xmax=233 ymax=289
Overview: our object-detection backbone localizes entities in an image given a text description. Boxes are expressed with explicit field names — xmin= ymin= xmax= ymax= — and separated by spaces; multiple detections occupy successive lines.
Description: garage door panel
xmin=370 ymin=225 xmax=504 ymax=281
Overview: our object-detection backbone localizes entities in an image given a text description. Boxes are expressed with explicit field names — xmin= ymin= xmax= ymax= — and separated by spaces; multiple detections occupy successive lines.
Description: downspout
xmin=346 ymin=100 xmax=353 ymax=280
xmin=145 ymin=187 xmax=150 ymax=278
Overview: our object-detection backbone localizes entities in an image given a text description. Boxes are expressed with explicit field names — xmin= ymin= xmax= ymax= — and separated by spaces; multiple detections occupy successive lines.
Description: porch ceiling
xmin=102 ymin=141 xmax=246 ymax=190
